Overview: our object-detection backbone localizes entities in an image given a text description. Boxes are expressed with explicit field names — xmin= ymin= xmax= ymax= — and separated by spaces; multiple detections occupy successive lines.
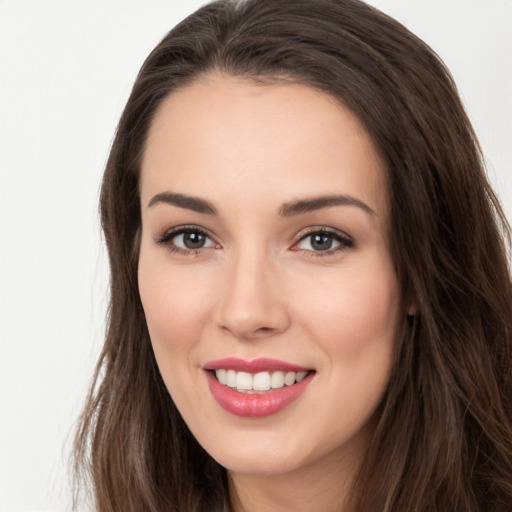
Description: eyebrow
xmin=148 ymin=192 xmax=217 ymax=215
xmin=147 ymin=191 xmax=375 ymax=218
xmin=279 ymin=195 xmax=375 ymax=217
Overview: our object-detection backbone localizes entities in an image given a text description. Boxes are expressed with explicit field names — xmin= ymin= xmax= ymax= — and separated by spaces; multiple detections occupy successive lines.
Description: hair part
xmin=74 ymin=1 xmax=512 ymax=510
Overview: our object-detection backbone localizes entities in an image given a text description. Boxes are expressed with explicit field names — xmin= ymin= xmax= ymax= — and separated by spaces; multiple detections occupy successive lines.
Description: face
xmin=138 ymin=75 xmax=402 ymax=478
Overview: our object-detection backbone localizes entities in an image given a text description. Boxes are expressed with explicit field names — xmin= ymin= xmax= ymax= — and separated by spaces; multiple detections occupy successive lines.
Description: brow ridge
xmin=148 ymin=192 xmax=217 ymax=215
xmin=279 ymin=195 xmax=375 ymax=217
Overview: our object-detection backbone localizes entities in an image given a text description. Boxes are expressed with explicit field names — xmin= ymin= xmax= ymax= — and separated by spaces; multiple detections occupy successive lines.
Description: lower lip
xmin=206 ymin=371 xmax=314 ymax=417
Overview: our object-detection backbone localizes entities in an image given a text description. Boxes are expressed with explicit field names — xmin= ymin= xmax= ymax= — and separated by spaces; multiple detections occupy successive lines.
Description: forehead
xmin=141 ymin=74 xmax=388 ymax=218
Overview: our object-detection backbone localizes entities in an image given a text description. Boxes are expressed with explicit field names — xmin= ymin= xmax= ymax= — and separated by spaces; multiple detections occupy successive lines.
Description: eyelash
xmin=154 ymin=225 xmax=355 ymax=257
xmin=294 ymin=227 xmax=355 ymax=257
xmin=154 ymin=225 xmax=216 ymax=257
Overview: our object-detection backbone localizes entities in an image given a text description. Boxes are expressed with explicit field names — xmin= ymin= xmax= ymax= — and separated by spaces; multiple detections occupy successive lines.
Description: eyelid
xmin=292 ymin=226 xmax=355 ymax=255
xmin=154 ymin=224 xmax=219 ymax=253
xmin=153 ymin=224 xmax=354 ymax=257
xmin=154 ymin=224 xmax=212 ymax=243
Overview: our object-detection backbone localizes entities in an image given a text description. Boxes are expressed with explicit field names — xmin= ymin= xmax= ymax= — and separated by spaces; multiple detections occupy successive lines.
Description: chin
xmin=219 ymin=453 xmax=305 ymax=476
xmin=201 ymin=432 xmax=317 ymax=476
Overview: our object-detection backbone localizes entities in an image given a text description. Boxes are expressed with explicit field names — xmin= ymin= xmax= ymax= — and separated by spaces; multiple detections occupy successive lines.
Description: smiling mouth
xmin=212 ymin=369 xmax=314 ymax=393
xmin=205 ymin=359 xmax=316 ymax=417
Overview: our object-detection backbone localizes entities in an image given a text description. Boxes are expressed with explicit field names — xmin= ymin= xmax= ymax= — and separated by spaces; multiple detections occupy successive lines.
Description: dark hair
xmin=73 ymin=0 xmax=512 ymax=510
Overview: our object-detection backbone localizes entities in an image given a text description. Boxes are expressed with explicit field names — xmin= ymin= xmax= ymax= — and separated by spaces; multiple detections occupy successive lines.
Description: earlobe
xmin=407 ymin=302 xmax=417 ymax=317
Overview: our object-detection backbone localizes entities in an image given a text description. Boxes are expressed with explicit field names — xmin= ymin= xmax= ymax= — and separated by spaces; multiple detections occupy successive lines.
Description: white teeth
xmin=296 ymin=371 xmax=308 ymax=382
xmin=226 ymin=369 xmax=237 ymax=387
xmin=235 ymin=371 xmax=253 ymax=391
xmin=284 ymin=371 xmax=296 ymax=386
xmin=216 ymin=369 xmax=227 ymax=385
xmin=214 ymin=369 xmax=310 ymax=392
xmin=270 ymin=371 xmax=285 ymax=389
xmin=253 ymin=372 xmax=271 ymax=391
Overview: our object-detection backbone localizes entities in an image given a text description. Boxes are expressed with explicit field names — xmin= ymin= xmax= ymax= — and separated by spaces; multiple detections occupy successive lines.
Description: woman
xmin=73 ymin=0 xmax=512 ymax=510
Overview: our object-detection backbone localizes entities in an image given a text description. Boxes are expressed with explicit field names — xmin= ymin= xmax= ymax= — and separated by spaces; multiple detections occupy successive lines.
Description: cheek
xmin=138 ymin=257 xmax=212 ymax=347
xmin=138 ymin=257 xmax=216 ymax=413
xmin=294 ymin=264 xmax=400 ymax=447
xmin=295 ymin=262 xmax=401 ymax=353
xmin=138 ymin=257 xmax=218 ymax=416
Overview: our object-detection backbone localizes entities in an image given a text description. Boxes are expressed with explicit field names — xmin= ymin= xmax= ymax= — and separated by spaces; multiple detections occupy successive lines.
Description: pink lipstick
xmin=204 ymin=357 xmax=315 ymax=417
xmin=204 ymin=357 xmax=310 ymax=373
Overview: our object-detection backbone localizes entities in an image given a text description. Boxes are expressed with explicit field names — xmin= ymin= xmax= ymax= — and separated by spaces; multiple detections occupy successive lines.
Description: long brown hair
xmin=73 ymin=1 xmax=512 ymax=510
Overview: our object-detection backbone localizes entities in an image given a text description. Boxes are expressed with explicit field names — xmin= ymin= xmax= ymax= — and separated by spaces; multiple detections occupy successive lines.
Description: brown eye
xmin=296 ymin=229 xmax=354 ymax=254
xmin=180 ymin=231 xmax=208 ymax=249
xmin=310 ymin=233 xmax=334 ymax=251
xmin=156 ymin=227 xmax=216 ymax=252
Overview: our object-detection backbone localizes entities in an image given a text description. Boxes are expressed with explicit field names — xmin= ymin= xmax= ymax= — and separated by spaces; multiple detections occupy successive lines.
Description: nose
xmin=216 ymin=250 xmax=290 ymax=340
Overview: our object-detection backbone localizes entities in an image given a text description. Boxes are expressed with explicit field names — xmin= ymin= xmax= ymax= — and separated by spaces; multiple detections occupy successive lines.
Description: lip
xmin=203 ymin=357 xmax=311 ymax=373
xmin=203 ymin=358 xmax=315 ymax=418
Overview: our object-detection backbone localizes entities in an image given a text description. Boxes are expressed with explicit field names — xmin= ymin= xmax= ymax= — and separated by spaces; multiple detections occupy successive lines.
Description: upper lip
xmin=203 ymin=357 xmax=312 ymax=373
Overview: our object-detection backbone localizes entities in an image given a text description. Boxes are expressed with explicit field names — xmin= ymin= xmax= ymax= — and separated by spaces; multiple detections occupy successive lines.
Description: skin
xmin=138 ymin=74 xmax=403 ymax=512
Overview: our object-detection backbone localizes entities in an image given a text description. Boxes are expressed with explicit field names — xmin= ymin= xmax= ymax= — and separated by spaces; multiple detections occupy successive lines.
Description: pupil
xmin=183 ymin=232 xmax=205 ymax=249
xmin=311 ymin=234 xmax=332 ymax=251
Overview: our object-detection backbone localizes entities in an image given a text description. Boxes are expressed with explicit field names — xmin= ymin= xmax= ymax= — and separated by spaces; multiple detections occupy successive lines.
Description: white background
xmin=1 ymin=1 xmax=511 ymax=511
